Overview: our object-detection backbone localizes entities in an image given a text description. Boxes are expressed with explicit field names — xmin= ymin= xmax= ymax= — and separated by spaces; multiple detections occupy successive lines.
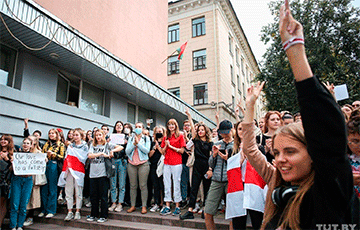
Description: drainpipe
xmin=213 ymin=1 xmax=219 ymax=116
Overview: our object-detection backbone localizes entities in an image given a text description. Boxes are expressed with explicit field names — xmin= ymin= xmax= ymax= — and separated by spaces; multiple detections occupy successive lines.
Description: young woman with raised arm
xmin=241 ymin=0 xmax=359 ymax=229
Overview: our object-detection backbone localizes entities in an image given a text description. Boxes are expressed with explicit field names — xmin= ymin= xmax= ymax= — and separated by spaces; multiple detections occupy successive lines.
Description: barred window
xmin=193 ymin=49 xmax=206 ymax=70
xmin=192 ymin=17 xmax=205 ymax=37
xmin=168 ymin=24 xmax=179 ymax=43
xmin=168 ymin=56 xmax=179 ymax=75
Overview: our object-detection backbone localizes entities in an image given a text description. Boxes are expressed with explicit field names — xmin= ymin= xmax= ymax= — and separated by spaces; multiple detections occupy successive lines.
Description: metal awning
xmin=0 ymin=0 xmax=216 ymax=128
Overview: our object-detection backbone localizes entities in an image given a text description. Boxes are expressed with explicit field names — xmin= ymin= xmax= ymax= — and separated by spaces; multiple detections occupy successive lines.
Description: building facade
xmin=167 ymin=0 xmax=264 ymax=123
xmin=0 ymin=0 xmax=215 ymax=144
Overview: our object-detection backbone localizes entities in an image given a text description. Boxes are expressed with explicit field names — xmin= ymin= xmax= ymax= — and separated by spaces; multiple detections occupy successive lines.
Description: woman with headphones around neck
xmin=241 ymin=1 xmax=359 ymax=229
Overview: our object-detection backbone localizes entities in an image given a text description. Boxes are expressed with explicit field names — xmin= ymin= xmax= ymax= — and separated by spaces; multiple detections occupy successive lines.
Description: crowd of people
xmin=1 ymin=1 xmax=360 ymax=230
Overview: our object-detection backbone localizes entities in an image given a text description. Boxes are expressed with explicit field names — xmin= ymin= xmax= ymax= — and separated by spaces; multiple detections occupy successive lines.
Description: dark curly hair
xmin=347 ymin=108 xmax=360 ymax=135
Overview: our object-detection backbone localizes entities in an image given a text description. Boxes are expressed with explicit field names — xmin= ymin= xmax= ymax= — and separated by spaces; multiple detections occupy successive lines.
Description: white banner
xmin=12 ymin=152 xmax=47 ymax=175
xmin=109 ymin=133 xmax=125 ymax=145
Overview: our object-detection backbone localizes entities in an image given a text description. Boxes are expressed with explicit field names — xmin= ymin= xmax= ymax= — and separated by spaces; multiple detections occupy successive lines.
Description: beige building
xmin=167 ymin=0 xmax=264 ymax=124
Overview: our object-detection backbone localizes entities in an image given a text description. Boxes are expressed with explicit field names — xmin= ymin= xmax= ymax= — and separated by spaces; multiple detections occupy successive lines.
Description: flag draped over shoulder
xmin=226 ymin=153 xmax=267 ymax=219
xmin=177 ymin=41 xmax=187 ymax=60
xmin=58 ymin=143 xmax=88 ymax=187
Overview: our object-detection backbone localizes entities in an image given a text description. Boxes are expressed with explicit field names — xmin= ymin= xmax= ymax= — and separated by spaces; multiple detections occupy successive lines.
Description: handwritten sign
xmin=12 ymin=152 xmax=47 ymax=175
xmin=109 ymin=134 xmax=125 ymax=145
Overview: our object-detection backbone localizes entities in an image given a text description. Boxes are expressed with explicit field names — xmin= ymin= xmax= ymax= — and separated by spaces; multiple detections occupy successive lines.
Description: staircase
xmin=27 ymin=206 xmax=231 ymax=230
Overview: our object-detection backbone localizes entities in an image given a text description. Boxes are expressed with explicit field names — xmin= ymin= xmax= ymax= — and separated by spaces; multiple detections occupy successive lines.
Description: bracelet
xmin=282 ymin=37 xmax=304 ymax=51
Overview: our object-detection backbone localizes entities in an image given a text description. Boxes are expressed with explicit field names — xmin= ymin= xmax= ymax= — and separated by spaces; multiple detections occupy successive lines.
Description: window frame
xmin=193 ymin=49 xmax=207 ymax=71
xmin=168 ymin=56 xmax=180 ymax=75
xmin=168 ymin=87 xmax=180 ymax=98
xmin=0 ymin=43 xmax=18 ymax=88
xmin=168 ymin=23 xmax=180 ymax=44
xmin=193 ymin=83 xmax=208 ymax=106
xmin=192 ymin=16 xmax=206 ymax=37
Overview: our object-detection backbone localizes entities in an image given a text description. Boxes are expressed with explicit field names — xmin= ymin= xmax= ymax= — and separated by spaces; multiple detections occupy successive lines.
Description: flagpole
xmin=161 ymin=50 xmax=177 ymax=64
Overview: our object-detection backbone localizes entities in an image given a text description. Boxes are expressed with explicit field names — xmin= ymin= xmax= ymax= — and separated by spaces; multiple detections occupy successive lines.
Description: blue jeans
xmin=9 ymin=175 xmax=33 ymax=228
xmin=41 ymin=160 xmax=58 ymax=214
xmin=180 ymin=164 xmax=189 ymax=202
xmin=110 ymin=159 xmax=127 ymax=203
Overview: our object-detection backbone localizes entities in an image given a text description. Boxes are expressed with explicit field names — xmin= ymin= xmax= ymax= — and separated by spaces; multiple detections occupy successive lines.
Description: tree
xmin=257 ymin=0 xmax=360 ymax=113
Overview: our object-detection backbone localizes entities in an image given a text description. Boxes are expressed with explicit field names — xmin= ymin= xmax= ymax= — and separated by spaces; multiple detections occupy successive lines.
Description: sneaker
xmin=172 ymin=207 xmax=181 ymax=216
xmin=11 ymin=228 xmax=16 ymax=230
xmin=179 ymin=200 xmax=189 ymax=209
xmin=180 ymin=211 xmax=194 ymax=220
xmin=201 ymin=211 xmax=205 ymax=219
xmin=85 ymin=202 xmax=92 ymax=208
xmin=108 ymin=203 xmax=117 ymax=211
xmin=97 ymin=218 xmax=108 ymax=223
xmin=159 ymin=206 xmax=171 ymax=216
xmin=114 ymin=204 xmax=123 ymax=212
xmin=23 ymin=217 xmax=33 ymax=226
xmin=64 ymin=212 xmax=74 ymax=221
xmin=45 ymin=213 xmax=54 ymax=218
xmin=198 ymin=207 xmax=203 ymax=214
xmin=38 ymin=212 xmax=45 ymax=218
xmin=193 ymin=202 xmax=200 ymax=213
xmin=86 ymin=216 xmax=96 ymax=222
xmin=17 ymin=228 xmax=23 ymax=230
xmin=150 ymin=204 xmax=160 ymax=213
xmin=74 ymin=212 xmax=81 ymax=220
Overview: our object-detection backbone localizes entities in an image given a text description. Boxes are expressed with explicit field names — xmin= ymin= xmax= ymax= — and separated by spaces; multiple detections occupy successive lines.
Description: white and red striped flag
xmin=58 ymin=145 xmax=88 ymax=187
xmin=226 ymin=153 xmax=267 ymax=219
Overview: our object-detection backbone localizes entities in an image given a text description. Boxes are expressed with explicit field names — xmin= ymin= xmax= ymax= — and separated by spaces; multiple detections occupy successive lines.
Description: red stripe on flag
xmin=227 ymin=167 xmax=243 ymax=193
xmin=178 ymin=42 xmax=187 ymax=60
xmin=63 ymin=155 xmax=85 ymax=173
xmin=244 ymin=161 xmax=266 ymax=189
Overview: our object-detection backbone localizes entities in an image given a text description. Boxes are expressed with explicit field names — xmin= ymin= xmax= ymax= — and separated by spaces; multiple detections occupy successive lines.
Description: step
xmin=56 ymin=206 xmax=230 ymax=229
xmin=27 ymin=223 xmax=85 ymax=230
xmin=33 ymin=213 xmax=198 ymax=230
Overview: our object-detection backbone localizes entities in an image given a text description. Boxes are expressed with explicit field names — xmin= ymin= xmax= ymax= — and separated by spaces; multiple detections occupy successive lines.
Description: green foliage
xmin=256 ymin=0 xmax=360 ymax=113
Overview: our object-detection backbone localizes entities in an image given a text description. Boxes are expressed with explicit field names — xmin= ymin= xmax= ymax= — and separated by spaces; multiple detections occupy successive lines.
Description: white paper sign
xmin=12 ymin=152 xmax=47 ymax=175
xmin=334 ymin=84 xmax=349 ymax=101
xmin=109 ymin=133 xmax=125 ymax=145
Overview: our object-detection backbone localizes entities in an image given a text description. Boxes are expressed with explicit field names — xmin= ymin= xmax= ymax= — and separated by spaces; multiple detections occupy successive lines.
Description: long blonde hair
xmin=262 ymin=122 xmax=314 ymax=230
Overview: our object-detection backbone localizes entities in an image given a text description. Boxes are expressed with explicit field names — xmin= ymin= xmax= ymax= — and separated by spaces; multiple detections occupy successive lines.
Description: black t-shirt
xmin=193 ymin=139 xmax=213 ymax=162
xmin=149 ymin=141 xmax=162 ymax=166
xmin=182 ymin=133 xmax=192 ymax=164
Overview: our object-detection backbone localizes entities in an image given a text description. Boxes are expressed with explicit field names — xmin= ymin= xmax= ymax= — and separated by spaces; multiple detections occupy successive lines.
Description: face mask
xmin=134 ymin=128 xmax=142 ymax=135
xmin=155 ymin=133 xmax=163 ymax=139
xmin=124 ymin=128 xmax=130 ymax=134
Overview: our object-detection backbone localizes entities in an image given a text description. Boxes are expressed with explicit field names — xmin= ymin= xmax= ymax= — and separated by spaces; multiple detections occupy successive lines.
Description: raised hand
xmin=279 ymin=0 xmax=304 ymax=43
xmin=246 ymin=81 xmax=265 ymax=106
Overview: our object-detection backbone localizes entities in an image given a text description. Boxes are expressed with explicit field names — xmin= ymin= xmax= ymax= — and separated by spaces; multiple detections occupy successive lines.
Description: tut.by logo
xmin=316 ymin=224 xmax=357 ymax=230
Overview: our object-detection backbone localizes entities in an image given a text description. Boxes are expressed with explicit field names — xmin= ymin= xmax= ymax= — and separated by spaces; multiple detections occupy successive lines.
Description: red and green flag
xmin=176 ymin=41 xmax=187 ymax=60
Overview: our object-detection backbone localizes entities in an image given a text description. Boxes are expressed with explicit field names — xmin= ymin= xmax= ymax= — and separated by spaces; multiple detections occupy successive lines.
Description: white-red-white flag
xmin=58 ymin=146 xmax=87 ymax=187
xmin=226 ymin=153 xmax=267 ymax=219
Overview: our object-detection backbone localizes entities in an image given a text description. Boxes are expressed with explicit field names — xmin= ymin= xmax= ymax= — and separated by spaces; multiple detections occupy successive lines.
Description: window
xmin=169 ymin=87 xmax=180 ymax=98
xmin=56 ymin=72 xmax=104 ymax=115
xmin=230 ymin=65 xmax=234 ymax=84
xmin=192 ymin=17 xmax=205 ymax=37
xmin=237 ymin=74 xmax=240 ymax=93
xmin=168 ymin=24 xmax=179 ymax=43
xmin=168 ymin=56 xmax=179 ymax=75
xmin=242 ymin=82 xmax=246 ymax=100
xmin=138 ymin=106 xmax=151 ymax=125
xmin=0 ymin=45 xmax=17 ymax=87
xmin=229 ymin=36 xmax=233 ymax=55
xmin=236 ymin=47 xmax=239 ymax=65
xmin=241 ymin=57 xmax=244 ymax=75
xmin=127 ymin=103 xmax=136 ymax=124
xmin=232 ymin=96 xmax=235 ymax=110
xmin=56 ymin=72 xmax=80 ymax=107
xmin=193 ymin=83 xmax=208 ymax=105
xmin=80 ymin=82 xmax=104 ymax=115
xmin=193 ymin=49 xmax=206 ymax=70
